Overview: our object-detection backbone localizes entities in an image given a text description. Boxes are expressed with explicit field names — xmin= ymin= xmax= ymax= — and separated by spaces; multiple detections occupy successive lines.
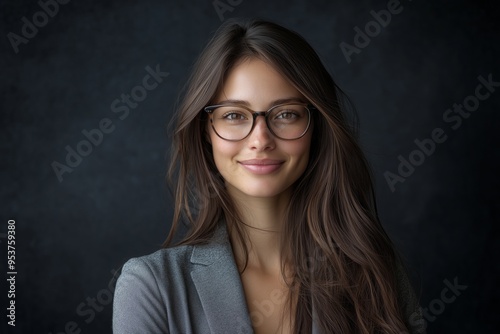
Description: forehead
xmin=214 ymin=58 xmax=304 ymax=109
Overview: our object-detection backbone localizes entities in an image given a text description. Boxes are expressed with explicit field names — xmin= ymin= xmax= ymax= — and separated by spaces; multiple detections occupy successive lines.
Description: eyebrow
xmin=214 ymin=97 xmax=307 ymax=108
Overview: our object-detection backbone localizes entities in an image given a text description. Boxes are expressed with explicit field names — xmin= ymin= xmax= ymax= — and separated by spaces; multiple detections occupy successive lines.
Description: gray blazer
xmin=113 ymin=223 xmax=425 ymax=334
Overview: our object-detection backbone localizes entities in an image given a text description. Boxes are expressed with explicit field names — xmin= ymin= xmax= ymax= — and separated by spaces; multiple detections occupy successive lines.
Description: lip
xmin=238 ymin=159 xmax=285 ymax=175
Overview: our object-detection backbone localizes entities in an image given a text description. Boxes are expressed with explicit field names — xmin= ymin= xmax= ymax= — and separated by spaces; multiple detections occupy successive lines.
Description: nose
xmin=247 ymin=115 xmax=275 ymax=150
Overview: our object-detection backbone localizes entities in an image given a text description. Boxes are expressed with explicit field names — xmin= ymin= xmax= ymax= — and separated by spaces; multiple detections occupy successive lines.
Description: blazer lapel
xmin=190 ymin=223 xmax=254 ymax=334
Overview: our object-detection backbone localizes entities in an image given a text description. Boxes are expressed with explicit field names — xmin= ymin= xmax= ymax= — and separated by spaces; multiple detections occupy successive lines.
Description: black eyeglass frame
xmin=204 ymin=103 xmax=315 ymax=141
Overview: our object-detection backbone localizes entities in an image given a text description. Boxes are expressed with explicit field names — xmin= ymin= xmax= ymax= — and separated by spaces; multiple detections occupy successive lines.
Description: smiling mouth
xmin=238 ymin=159 xmax=284 ymax=174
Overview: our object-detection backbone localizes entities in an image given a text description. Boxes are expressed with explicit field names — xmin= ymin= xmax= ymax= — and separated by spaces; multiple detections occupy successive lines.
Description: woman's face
xmin=207 ymin=58 xmax=312 ymax=200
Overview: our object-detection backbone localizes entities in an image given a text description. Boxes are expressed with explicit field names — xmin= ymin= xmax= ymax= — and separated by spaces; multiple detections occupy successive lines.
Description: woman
xmin=113 ymin=19 xmax=425 ymax=334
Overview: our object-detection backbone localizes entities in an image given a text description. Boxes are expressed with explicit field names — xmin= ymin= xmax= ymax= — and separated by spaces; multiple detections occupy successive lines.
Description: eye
xmin=275 ymin=111 xmax=298 ymax=119
xmin=222 ymin=112 xmax=247 ymax=120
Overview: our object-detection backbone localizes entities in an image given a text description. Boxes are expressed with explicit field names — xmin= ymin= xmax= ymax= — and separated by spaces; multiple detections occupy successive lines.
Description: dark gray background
xmin=1 ymin=0 xmax=499 ymax=333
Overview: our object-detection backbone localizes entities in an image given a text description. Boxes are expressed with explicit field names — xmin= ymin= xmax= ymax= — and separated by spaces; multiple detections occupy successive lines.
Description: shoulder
xmin=116 ymin=245 xmax=195 ymax=284
xmin=112 ymin=245 xmax=194 ymax=334
xmin=115 ymin=223 xmax=230 ymax=295
xmin=116 ymin=244 xmax=199 ymax=300
xmin=120 ymin=245 xmax=194 ymax=279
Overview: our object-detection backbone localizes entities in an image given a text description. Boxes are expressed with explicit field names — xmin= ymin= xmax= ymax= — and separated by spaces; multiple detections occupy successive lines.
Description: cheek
xmin=288 ymin=134 xmax=312 ymax=162
xmin=210 ymin=136 xmax=240 ymax=173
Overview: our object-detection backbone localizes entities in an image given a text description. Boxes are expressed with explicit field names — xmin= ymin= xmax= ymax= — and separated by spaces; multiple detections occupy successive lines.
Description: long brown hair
xmin=165 ymin=19 xmax=412 ymax=333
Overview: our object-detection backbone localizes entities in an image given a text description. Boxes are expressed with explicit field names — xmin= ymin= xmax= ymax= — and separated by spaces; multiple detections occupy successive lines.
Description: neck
xmin=227 ymin=187 xmax=291 ymax=275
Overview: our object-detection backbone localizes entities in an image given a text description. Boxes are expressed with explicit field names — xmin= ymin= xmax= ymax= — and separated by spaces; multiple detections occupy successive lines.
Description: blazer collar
xmin=190 ymin=223 xmax=254 ymax=333
xmin=189 ymin=222 xmax=320 ymax=334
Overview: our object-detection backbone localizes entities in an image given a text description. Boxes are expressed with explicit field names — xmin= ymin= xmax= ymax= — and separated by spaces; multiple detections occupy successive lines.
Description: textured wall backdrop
xmin=1 ymin=0 xmax=499 ymax=333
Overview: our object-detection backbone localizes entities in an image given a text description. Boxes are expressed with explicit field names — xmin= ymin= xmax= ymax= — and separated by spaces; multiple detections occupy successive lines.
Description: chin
xmin=233 ymin=181 xmax=293 ymax=199
xmin=243 ymin=190 xmax=283 ymax=198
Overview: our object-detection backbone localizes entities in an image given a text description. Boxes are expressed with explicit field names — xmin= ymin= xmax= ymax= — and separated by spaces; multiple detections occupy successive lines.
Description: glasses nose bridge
xmin=250 ymin=110 xmax=271 ymax=131
xmin=252 ymin=111 xmax=268 ymax=119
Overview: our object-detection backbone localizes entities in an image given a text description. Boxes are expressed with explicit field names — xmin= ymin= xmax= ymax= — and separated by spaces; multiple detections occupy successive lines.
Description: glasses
xmin=204 ymin=103 xmax=313 ymax=141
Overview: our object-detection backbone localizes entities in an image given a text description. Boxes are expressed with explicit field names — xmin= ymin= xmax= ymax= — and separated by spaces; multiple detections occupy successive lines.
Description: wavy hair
xmin=164 ymin=19 xmax=412 ymax=333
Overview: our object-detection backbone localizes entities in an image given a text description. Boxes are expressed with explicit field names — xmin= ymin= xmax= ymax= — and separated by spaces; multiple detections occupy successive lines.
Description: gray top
xmin=113 ymin=223 xmax=425 ymax=333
